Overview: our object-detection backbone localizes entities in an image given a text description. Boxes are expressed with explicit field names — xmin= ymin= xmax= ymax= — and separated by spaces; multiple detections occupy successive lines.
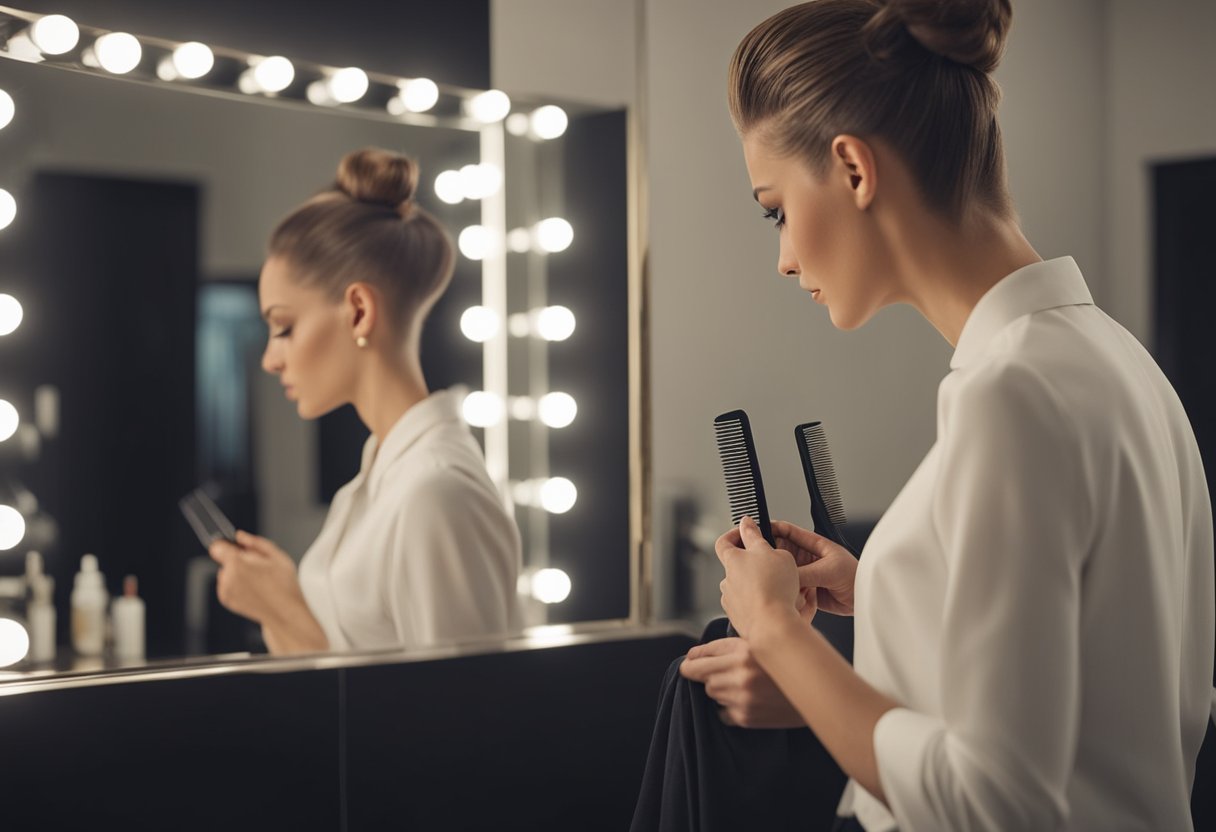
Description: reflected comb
xmin=794 ymin=421 xmax=857 ymax=555
xmin=714 ymin=409 xmax=775 ymax=547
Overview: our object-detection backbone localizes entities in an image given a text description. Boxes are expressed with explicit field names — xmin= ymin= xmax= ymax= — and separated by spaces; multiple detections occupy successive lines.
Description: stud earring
xmin=356 ymin=336 xmax=368 ymax=348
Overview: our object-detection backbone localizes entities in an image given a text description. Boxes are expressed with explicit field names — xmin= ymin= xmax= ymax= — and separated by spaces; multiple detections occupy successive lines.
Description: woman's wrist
xmin=749 ymin=604 xmax=807 ymax=665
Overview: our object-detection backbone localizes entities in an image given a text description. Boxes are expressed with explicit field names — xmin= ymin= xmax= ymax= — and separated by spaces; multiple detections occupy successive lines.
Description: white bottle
xmin=25 ymin=551 xmax=56 ymax=664
xmin=71 ymin=554 xmax=108 ymax=657
xmin=111 ymin=575 xmax=145 ymax=662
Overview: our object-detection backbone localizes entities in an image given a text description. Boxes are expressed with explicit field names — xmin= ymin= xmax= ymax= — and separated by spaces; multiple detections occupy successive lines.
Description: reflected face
xmin=258 ymin=256 xmax=353 ymax=419
xmin=741 ymin=131 xmax=889 ymax=330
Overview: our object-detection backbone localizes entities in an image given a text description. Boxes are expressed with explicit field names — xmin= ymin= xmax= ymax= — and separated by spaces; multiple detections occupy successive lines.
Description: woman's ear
xmin=831 ymin=134 xmax=878 ymax=211
xmin=345 ymin=282 xmax=378 ymax=344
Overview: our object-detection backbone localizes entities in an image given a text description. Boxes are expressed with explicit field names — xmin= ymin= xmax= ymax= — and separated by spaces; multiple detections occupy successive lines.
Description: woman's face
xmin=258 ymin=256 xmax=354 ymax=419
xmin=741 ymin=131 xmax=893 ymax=330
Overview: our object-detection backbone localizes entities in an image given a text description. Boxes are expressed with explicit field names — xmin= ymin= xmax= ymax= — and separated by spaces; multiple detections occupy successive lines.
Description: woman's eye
xmin=762 ymin=206 xmax=785 ymax=229
xmin=272 ymin=326 xmax=293 ymax=339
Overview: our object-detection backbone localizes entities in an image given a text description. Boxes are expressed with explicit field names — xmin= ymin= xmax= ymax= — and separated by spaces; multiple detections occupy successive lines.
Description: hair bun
xmin=335 ymin=147 xmax=419 ymax=216
xmin=863 ymin=0 xmax=1012 ymax=73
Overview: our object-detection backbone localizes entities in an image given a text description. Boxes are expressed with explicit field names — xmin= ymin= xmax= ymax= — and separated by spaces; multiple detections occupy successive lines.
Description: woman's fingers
xmin=770 ymin=520 xmax=840 ymax=556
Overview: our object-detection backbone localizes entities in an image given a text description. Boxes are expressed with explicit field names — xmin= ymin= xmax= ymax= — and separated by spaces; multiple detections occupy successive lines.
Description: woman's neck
xmin=894 ymin=209 xmax=1042 ymax=348
xmin=351 ymin=350 xmax=430 ymax=441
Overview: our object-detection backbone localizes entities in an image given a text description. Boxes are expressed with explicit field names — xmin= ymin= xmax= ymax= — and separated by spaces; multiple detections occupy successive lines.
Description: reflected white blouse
xmin=298 ymin=389 xmax=521 ymax=651
xmin=839 ymin=258 xmax=1214 ymax=831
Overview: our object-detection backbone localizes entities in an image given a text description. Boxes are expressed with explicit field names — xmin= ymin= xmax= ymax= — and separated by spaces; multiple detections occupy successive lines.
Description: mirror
xmin=0 ymin=5 xmax=635 ymax=679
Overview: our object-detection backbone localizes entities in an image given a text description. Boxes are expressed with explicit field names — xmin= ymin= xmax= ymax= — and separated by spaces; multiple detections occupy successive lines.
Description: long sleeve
xmin=875 ymin=363 xmax=1094 ymax=831
xmin=384 ymin=467 xmax=520 ymax=647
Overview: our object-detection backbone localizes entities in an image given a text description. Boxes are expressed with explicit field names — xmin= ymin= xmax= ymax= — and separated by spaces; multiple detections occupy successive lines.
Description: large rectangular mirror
xmin=0 ymin=5 xmax=636 ymax=678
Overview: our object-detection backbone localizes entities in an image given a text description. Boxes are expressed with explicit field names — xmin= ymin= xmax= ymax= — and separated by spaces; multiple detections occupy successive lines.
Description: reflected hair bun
xmin=863 ymin=0 xmax=1012 ymax=73
xmin=335 ymin=147 xmax=419 ymax=219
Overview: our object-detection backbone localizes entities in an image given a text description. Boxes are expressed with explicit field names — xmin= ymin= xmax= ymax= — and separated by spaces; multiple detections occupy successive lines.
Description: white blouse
xmin=297 ymin=388 xmax=521 ymax=651
xmin=839 ymin=258 xmax=1214 ymax=831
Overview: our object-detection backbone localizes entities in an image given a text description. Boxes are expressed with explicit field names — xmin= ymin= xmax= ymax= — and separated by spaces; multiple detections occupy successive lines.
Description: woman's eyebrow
xmin=752 ymin=186 xmax=771 ymax=202
xmin=261 ymin=304 xmax=287 ymax=321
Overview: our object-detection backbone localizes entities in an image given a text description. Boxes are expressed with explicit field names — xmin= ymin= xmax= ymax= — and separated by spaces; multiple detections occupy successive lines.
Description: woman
xmin=209 ymin=147 xmax=521 ymax=655
xmin=696 ymin=1 xmax=1213 ymax=830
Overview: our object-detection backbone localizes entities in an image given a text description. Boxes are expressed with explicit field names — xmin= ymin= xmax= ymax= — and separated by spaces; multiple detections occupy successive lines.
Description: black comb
xmin=714 ymin=409 xmax=776 ymax=546
xmin=794 ymin=421 xmax=857 ymax=555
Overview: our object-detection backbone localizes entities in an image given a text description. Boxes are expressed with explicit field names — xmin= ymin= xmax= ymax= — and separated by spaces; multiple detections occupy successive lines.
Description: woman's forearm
xmin=262 ymin=597 xmax=329 ymax=655
xmin=750 ymin=609 xmax=900 ymax=803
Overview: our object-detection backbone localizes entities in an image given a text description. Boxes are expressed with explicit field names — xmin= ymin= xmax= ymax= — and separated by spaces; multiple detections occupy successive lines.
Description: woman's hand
xmin=679 ymin=636 xmax=806 ymax=728
xmin=209 ymin=530 xmax=308 ymax=629
xmin=716 ymin=516 xmax=804 ymax=639
xmin=771 ymin=520 xmax=858 ymax=617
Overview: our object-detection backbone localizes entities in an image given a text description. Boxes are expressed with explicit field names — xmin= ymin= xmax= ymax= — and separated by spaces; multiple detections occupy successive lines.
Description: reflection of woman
xmin=210 ymin=147 xmax=521 ymax=655
xmin=692 ymin=2 xmax=1213 ymax=830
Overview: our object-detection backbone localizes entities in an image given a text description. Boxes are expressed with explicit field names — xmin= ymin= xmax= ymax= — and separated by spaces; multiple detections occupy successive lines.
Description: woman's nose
xmin=261 ymin=343 xmax=281 ymax=375
xmin=777 ymin=237 xmax=799 ymax=278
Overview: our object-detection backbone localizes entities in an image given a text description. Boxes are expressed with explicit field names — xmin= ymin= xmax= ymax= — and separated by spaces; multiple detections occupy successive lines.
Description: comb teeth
xmin=799 ymin=422 xmax=847 ymax=528
xmin=714 ymin=419 xmax=760 ymax=523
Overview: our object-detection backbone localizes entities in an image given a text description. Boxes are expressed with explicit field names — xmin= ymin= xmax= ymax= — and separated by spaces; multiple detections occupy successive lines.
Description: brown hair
xmin=268 ymin=147 xmax=455 ymax=331
xmin=728 ymin=0 xmax=1014 ymax=220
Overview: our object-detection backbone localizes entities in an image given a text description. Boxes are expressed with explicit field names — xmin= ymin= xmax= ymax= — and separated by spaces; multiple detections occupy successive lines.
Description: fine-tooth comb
xmin=794 ymin=420 xmax=857 ymax=555
xmin=714 ymin=409 xmax=776 ymax=547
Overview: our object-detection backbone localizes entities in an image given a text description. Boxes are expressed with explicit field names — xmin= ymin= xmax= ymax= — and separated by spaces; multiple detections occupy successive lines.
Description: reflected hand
xmin=209 ymin=530 xmax=306 ymax=628
xmin=679 ymin=636 xmax=805 ymax=728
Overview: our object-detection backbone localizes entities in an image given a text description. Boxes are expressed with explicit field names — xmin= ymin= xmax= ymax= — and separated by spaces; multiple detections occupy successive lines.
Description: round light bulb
xmin=466 ymin=89 xmax=510 ymax=123
xmin=508 ymin=397 xmax=536 ymax=421
xmin=0 ymin=189 xmax=16 ymax=232
xmin=172 ymin=42 xmax=214 ymax=79
xmin=399 ymin=78 xmax=439 ymax=113
xmin=538 ymin=392 xmax=577 ymax=429
xmin=94 ymin=32 xmax=142 ymax=75
xmin=0 ymin=90 xmax=14 ymax=131
xmin=328 ymin=67 xmax=369 ymax=103
xmin=507 ymin=228 xmax=532 ymax=254
xmin=0 ymin=505 xmax=25 ymax=550
xmin=535 ymin=217 xmax=574 ymax=253
xmin=462 ymin=391 xmax=504 ymax=428
xmin=536 ymin=305 xmax=576 ymax=342
xmin=530 ymin=568 xmax=572 ymax=604
xmin=539 ymin=477 xmax=578 ymax=514
xmin=505 ymin=113 xmax=530 ymax=136
xmin=530 ymin=105 xmax=569 ymax=140
xmin=434 ymin=170 xmax=464 ymax=205
xmin=458 ymin=225 xmax=497 ymax=261
xmin=0 ymin=294 xmax=22 ymax=336
xmin=0 ymin=400 xmax=17 ymax=442
xmin=0 ymin=618 xmax=30 ymax=668
xmin=460 ymin=306 xmax=500 ymax=343
xmin=30 ymin=14 xmax=79 ymax=55
xmin=306 ymin=80 xmax=334 ymax=106
xmin=458 ymin=163 xmax=502 ymax=200
xmin=253 ymin=56 xmax=294 ymax=93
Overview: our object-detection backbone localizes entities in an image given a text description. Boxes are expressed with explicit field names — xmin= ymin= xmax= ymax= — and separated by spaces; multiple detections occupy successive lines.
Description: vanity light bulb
xmin=539 ymin=477 xmax=578 ymax=514
xmin=466 ymin=89 xmax=511 ymax=124
xmin=399 ymin=78 xmax=439 ymax=113
xmin=434 ymin=170 xmax=464 ymax=205
xmin=0 ymin=90 xmax=14 ymax=131
xmin=0 ymin=618 xmax=30 ymax=668
xmin=506 ymin=228 xmax=532 ymax=254
xmin=29 ymin=14 xmax=79 ymax=55
xmin=460 ymin=306 xmax=500 ymax=342
xmin=535 ymin=218 xmax=574 ymax=253
xmin=252 ymin=56 xmax=294 ymax=93
xmin=0 ymin=400 xmax=17 ymax=442
xmin=536 ymin=305 xmax=576 ymax=342
xmin=458 ymin=163 xmax=502 ymax=200
xmin=0 ymin=293 xmax=22 ymax=336
xmin=505 ymin=113 xmax=530 ymax=137
xmin=538 ymin=392 xmax=577 ymax=429
xmin=0 ymin=505 xmax=25 ymax=550
xmin=530 ymin=105 xmax=568 ymax=140
xmin=530 ymin=568 xmax=572 ymax=604
xmin=172 ymin=42 xmax=214 ymax=80
xmin=462 ymin=391 xmax=504 ymax=428
xmin=328 ymin=67 xmax=369 ymax=104
xmin=94 ymin=32 xmax=142 ymax=75
xmin=0 ymin=189 xmax=16 ymax=232
xmin=458 ymin=225 xmax=497 ymax=261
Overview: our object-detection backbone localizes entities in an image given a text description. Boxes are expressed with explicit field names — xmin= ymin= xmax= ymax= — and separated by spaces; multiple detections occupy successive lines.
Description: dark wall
xmin=15 ymin=0 xmax=491 ymax=90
